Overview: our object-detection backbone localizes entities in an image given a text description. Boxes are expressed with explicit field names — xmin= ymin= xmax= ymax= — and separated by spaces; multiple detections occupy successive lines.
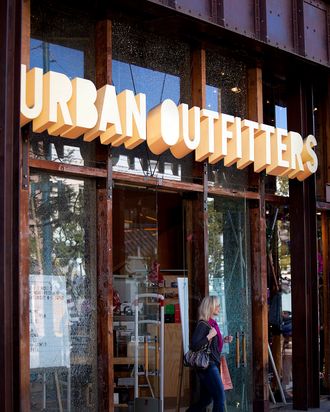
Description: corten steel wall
xmin=146 ymin=0 xmax=330 ymax=68
xmin=0 ymin=0 xmax=22 ymax=410
xmin=287 ymin=74 xmax=319 ymax=409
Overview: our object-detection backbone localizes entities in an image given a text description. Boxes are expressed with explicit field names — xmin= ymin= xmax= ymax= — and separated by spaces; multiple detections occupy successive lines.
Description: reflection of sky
xmin=275 ymin=105 xmax=288 ymax=129
xmin=112 ymin=60 xmax=180 ymax=112
xmin=206 ymin=85 xmax=220 ymax=111
xmin=29 ymin=43 xmax=180 ymax=113
xmin=30 ymin=39 xmax=84 ymax=79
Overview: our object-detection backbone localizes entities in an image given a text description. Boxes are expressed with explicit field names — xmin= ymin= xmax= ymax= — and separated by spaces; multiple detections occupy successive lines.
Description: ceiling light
xmin=231 ymin=86 xmax=241 ymax=93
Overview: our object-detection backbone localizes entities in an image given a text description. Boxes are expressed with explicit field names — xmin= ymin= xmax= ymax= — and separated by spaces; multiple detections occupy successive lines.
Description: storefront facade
xmin=2 ymin=0 xmax=330 ymax=411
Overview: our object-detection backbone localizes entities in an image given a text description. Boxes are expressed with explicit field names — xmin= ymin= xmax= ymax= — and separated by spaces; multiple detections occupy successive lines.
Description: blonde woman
xmin=187 ymin=296 xmax=233 ymax=412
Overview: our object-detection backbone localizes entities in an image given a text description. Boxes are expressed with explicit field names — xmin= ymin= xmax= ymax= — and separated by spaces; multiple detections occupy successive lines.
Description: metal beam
xmin=95 ymin=19 xmax=114 ymax=412
xmin=288 ymin=76 xmax=319 ymax=410
xmin=144 ymin=0 xmax=330 ymax=67
xmin=247 ymin=66 xmax=269 ymax=412
xmin=0 ymin=0 xmax=22 ymax=410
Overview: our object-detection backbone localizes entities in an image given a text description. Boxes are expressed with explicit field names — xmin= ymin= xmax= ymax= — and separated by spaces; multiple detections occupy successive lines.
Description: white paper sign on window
xmin=30 ymin=275 xmax=70 ymax=369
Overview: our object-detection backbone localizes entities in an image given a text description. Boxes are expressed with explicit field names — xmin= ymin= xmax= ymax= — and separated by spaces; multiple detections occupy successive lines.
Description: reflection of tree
xmin=30 ymin=176 xmax=85 ymax=276
xmin=30 ymin=132 xmax=87 ymax=166
xmin=276 ymin=176 xmax=289 ymax=196
xmin=208 ymin=200 xmax=224 ymax=280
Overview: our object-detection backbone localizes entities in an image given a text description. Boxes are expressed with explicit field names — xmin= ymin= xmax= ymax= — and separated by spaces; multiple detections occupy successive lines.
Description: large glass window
xmin=29 ymin=0 xmax=96 ymax=167
xmin=263 ymin=75 xmax=290 ymax=196
xmin=206 ymin=49 xmax=249 ymax=191
xmin=29 ymin=172 xmax=97 ymax=410
xmin=111 ymin=17 xmax=194 ymax=182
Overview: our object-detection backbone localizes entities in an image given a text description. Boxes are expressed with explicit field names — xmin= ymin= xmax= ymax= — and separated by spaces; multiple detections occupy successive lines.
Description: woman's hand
xmin=224 ymin=335 xmax=233 ymax=343
xmin=207 ymin=327 xmax=217 ymax=341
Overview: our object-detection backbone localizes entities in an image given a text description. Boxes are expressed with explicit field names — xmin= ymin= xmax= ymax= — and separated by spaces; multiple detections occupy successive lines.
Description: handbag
xmin=220 ymin=355 xmax=233 ymax=390
xmin=184 ymin=320 xmax=211 ymax=369
xmin=183 ymin=342 xmax=210 ymax=369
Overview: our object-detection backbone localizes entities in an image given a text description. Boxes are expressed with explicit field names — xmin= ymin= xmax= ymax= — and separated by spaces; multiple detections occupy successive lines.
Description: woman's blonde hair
xmin=198 ymin=296 xmax=219 ymax=320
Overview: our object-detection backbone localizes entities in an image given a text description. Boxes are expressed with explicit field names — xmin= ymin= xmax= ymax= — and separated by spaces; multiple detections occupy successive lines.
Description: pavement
xmin=271 ymin=396 xmax=330 ymax=412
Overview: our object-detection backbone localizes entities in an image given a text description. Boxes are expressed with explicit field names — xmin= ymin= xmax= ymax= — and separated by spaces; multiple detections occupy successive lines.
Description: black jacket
xmin=191 ymin=320 xmax=221 ymax=365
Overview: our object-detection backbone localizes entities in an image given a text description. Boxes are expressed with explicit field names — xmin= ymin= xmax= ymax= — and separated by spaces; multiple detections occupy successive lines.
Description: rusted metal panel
xmin=187 ymin=48 xmax=208 ymax=351
xmin=255 ymin=0 xmax=267 ymax=41
xmin=185 ymin=48 xmax=208 ymax=403
xmin=247 ymin=67 xmax=269 ymax=412
xmin=293 ymin=0 xmax=305 ymax=56
xmin=190 ymin=46 xmax=208 ymax=293
xmin=29 ymin=158 xmax=108 ymax=178
xmin=21 ymin=0 xmax=30 ymax=67
xmin=21 ymin=4 xmax=30 ymax=411
xmin=223 ymin=0 xmax=255 ymax=38
xmin=95 ymin=20 xmax=112 ymax=89
xmin=0 ymin=0 xmax=22 ymax=410
xmin=288 ymin=76 xmax=319 ymax=409
xmin=322 ymin=213 xmax=330 ymax=391
xmin=304 ymin=0 xmax=329 ymax=64
xmin=96 ymin=187 xmax=114 ymax=412
xmin=20 ymin=127 xmax=30 ymax=412
xmin=211 ymin=0 xmax=224 ymax=26
xmin=266 ymin=0 xmax=295 ymax=52
xmin=305 ymin=176 xmax=319 ymax=408
xmin=250 ymin=196 xmax=269 ymax=412
xmin=175 ymin=0 xmax=211 ymax=20
xmin=113 ymin=172 xmax=204 ymax=192
xmin=145 ymin=0 xmax=330 ymax=68
xmin=289 ymin=179 xmax=309 ymax=410
xmin=191 ymin=47 xmax=206 ymax=109
xmin=208 ymin=186 xmax=260 ymax=199
xmin=95 ymin=20 xmax=113 ymax=412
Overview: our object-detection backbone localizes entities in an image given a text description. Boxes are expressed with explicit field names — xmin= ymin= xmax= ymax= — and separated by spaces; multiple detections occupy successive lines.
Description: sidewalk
xmin=271 ymin=396 xmax=330 ymax=412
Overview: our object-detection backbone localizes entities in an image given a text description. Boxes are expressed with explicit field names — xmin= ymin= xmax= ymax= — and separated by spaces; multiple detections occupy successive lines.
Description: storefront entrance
xmin=208 ymin=197 xmax=253 ymax=412
xmin=113 ymin=186 xmax=253 ymax=411
xmin=28 ymin=174 xmax=253 ymax=411
xmin=113 ymin=185 xmax=188 ymax=410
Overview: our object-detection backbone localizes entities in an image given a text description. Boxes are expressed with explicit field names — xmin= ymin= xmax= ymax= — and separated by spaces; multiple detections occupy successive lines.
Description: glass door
xmin=113 ymin=186 xmax=189 ymax=411
xmin=112 ymin=186 xmax=161 ymax=411
xmin=208 ymin=196 xmax=252 ymax=412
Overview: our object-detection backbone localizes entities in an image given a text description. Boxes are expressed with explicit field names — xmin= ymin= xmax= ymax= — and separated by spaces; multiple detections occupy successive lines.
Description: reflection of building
xmin=2 ymin=0 xmax=330 ymax=410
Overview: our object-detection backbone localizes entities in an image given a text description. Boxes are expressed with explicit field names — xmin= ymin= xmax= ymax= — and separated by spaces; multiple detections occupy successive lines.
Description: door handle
xmin=236 ymin=331 xmax=247 ymax=368
xmin=242 ymin=331 xmax=247 ymax=367
xmin=235 ymin=331 xmax=240 ymax=368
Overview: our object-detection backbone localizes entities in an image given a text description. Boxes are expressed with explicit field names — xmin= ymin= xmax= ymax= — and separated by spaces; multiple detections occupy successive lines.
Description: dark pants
xmin=187 ymin=362 xmax=225 ymax=412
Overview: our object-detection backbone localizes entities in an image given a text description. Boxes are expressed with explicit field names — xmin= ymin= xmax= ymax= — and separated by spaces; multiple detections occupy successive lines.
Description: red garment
xmin=208 ymin=318 xmax=223 ymax=353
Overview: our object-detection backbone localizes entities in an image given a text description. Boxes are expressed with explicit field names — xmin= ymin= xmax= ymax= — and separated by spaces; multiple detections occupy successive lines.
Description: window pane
xmin=206 ymin=50 xmax=249 ymax=191
xmin=29 ymin=1 xmax=96 ymax=167
xmin=208 ymin=196 xmax=253 ymax=412
xmin=111 ymin=18 xmax=195 ymax=183
xmin=29 ymin=173 xmax=97 ymax=410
